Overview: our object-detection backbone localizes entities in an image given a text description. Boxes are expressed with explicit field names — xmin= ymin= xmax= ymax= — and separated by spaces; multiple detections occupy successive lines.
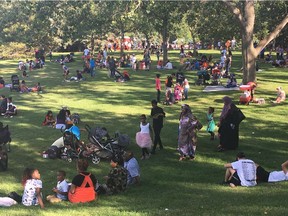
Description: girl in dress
xmin=22 ymin=168 xmax=44 ymax=209
xmin=135 ymin=114 xmax=154 ymax=160
xmin=206 ymin=107 xmax=216 ymax=140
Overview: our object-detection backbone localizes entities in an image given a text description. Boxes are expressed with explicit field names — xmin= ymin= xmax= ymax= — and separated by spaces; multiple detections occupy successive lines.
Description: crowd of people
xmin=0 ymin=42 xmax=287 ymax=209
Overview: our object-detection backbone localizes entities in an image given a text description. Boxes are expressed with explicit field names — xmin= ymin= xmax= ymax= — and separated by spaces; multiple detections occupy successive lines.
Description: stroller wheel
xmin=91 ymin=154 xmax=100 ymax=164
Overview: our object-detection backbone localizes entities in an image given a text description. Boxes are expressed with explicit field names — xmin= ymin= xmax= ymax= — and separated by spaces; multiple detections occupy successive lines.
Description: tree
xmin=223 ymin=0 xmax=288 ymax=83
xmin=149 ymin=2 xmax=189 ymax=62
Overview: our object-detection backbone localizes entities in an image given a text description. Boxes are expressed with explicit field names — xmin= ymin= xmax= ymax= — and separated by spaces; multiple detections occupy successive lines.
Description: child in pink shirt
xmin=155 ymin=74 xmax=161 ymax=103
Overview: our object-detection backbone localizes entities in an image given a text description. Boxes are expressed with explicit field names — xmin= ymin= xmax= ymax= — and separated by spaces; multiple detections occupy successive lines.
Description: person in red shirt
xmin=155 ymin=74 xmax=161 ymax=103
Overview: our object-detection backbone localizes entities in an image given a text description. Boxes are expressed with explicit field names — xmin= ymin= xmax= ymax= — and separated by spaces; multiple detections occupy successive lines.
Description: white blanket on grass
xmin=203 ymin=86 xmax=240 ymax=92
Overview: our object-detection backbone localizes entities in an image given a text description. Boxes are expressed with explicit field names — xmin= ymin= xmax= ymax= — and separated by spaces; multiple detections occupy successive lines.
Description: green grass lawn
xmin=0 ymin=50 xmax=287 ymax=216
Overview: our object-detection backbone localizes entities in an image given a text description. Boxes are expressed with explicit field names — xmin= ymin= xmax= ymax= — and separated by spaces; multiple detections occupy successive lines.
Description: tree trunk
xmin=241 ymin=33 xmax=256 ymax=84
xmin=162 ymin=19 xmax=169 ymax=63
xmin=223 ymin=1 xmax=288 ymax=84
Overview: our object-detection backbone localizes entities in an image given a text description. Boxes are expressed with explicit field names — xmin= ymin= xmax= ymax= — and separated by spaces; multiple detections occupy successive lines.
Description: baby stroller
xmin=196 ymin=70 xmax=210 ymax=85
xmin=115 ymin=70 xmax=130 ymax=82
xmin=0 ymin=124 xmax=11 ymax=171
xmin=83 ymin=125 xmax=130 ymax=164
xmin=210 ymin=68 xmax=222 ymax=86
xmin=10 ymin=75 xmax=20 ymax=92
xmin=239 ymin=82 xmax=257 ymax=105
xmin=61 ymin=126 xmax=84 ymax=162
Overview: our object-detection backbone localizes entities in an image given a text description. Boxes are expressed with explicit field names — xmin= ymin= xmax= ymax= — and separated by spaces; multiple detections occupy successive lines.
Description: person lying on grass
xmin=256 ymin=160 xmax=288 ymax=183
xmin=223 ymin=152 xmax=257 ymax=188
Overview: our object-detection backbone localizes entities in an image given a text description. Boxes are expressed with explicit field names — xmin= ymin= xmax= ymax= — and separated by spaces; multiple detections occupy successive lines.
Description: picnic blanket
xmin=203 ymin=85 xmax=239 ymax=92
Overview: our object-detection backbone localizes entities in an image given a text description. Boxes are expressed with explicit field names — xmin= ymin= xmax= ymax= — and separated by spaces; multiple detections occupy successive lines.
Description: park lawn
xmin=0 ymin=50 xmax=287 ymax=216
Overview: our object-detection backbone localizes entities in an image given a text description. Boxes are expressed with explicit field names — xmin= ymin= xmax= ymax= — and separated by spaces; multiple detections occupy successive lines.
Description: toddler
xmin=206 ymin=107 xmax=216 ymax=140
xmin=46 ymin=170 xmax=69 ymax=203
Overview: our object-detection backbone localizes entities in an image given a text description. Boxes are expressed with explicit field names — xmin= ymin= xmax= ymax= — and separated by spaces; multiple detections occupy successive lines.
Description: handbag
xmin=196 ymin=120 xmax=203 ymax=130
xmin=236 ymin=108 xmax=246 ymax=124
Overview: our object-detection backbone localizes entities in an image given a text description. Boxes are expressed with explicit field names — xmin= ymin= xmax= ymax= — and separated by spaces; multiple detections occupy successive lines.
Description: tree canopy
xmin=0 ymin=0 xmax=287 ymax=82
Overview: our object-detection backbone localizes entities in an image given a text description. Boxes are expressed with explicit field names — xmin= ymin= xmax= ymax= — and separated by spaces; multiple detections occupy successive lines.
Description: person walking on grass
xmin=150 ymin=100 xmax=165 ymax=154
xmin=223 ymin=152 xmax=257 ymax=188
xmin=155 ymin=74 xmax=161 ymax=103
xmin=136 ymin=114 xmax=154 ymax=160
xmin=206 ymin=107 xmax=216 ymax=141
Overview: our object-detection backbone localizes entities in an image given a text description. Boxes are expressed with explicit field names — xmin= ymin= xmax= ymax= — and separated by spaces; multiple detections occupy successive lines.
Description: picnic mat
xmin=203 ymin=85 xmax=240 ymax=92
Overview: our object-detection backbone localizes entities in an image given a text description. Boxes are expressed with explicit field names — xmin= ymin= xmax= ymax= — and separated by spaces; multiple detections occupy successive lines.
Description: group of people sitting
xmin=19 ymin=80 xmax=42 ymax=93
xmin=2 ymin=151 xmax=140 ymax=208
xmin=42 ymin=107 xmax=79 ymax=130
xmin=160 ymin=72 xmax=190 ymax=105
xmin=0 ymin=95 xmax=17 ymax=118
xmin=18 ymin=59 xmax=44 ymax=72
xmin=223 ymin=152 xmax=288 ymax=188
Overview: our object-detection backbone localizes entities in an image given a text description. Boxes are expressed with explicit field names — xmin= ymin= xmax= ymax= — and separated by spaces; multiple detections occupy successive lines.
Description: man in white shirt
xmin=223 ymin=152 xmax=257 ymax=187
xmin=256 ymin=160 xmax=288 ymax=183
xmin=164 ymin=60 xmax=173 ymax=70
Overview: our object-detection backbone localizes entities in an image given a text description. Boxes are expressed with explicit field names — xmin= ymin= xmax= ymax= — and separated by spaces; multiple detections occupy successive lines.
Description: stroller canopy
xmin=65 ymin=125 xmax=80 ymax=140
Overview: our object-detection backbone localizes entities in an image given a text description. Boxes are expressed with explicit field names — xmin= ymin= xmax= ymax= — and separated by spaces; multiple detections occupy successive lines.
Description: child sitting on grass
xmin=22 ymin=168 xmax=44 ymax=209
xmin=42 ymin=110 xmax=56 ymax=127
xmin=46 ymin=170 xmax=69 ymax=203
xmin=4 ymin=97 xmax=17 ymax=118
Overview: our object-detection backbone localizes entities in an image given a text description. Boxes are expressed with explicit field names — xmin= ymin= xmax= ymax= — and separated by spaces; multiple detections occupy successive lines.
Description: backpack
xmin=47 ymin=146 xmax=60 ymax=159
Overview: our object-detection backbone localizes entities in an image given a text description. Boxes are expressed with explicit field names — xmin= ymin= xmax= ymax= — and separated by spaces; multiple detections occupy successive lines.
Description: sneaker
xmin=146 ymin=153 xmax=151 ymax=159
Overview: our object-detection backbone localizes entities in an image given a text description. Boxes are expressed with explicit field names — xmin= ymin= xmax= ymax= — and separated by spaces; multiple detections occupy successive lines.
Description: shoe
xmin=150 ymin=150 xmax=156 ymax=154
xmin=146 ymin=153 xmax=151 ymax=159
xmin=159 ymin=146 xmax=164 ymax=150
xmin=179 ymin=156 xmax=185 ymax=161
xmin=140 ymin=156 xmax=145 ymax=160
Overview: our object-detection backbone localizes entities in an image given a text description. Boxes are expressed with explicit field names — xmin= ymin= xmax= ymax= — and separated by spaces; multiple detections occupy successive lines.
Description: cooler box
xmin=240 ymin=85 xmax=251 ymax=91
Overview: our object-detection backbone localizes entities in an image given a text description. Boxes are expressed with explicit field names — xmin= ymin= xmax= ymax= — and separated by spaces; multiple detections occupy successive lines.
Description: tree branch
xmin=222 ymin=0 xmax=245 ymax=31
xmin=255 ymin=14 xmax=288 ymax=55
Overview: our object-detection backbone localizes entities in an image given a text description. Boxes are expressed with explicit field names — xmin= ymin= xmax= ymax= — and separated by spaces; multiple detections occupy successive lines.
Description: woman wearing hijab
xmin=178 ymin=105 xmax=201 ymax=161
xmin=217 ymin=96 xmax=241 ymax=151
